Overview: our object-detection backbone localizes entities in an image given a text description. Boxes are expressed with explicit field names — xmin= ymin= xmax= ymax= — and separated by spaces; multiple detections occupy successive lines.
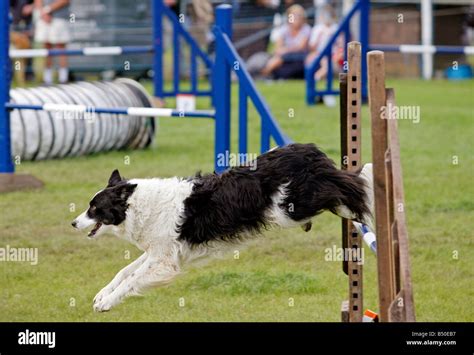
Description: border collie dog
xmin=72 ymin=143 xmax=374 ymax=312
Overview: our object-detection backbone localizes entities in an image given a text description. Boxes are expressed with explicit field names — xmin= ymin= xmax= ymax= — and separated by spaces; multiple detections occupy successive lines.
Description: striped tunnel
xmin=8 ymin=78 xmax=157 ymax=161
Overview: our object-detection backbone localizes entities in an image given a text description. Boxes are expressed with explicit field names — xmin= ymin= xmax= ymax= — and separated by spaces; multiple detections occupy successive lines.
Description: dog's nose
xmin=71 ymin=220 xmax=77 ymax=228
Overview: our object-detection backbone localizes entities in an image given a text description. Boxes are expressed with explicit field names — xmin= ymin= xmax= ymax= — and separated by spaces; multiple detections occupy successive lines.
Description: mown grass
xmin=0 ymin=78 xmax=473 ymax=322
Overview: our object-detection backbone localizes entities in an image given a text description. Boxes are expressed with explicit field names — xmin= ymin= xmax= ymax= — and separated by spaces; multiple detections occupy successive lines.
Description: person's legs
xmin=275 ymin=60 xmax=305 ymax=79
xmin=48 ymin=18 xmax=71 ymax=84
xmin=305 ymin=50 xmax=317 ymax=66
xmin=315 ymin=57 xmax=328 ymax=81
xmin=261 ymin=55 xmax=283 ymax=77
xmin=43 ymin=42 xmax=54 ymax=85
xmin=56 ymin=43 xmax=69 ymax=83
xmin=34 ymin=16 xmax=52 ymax=84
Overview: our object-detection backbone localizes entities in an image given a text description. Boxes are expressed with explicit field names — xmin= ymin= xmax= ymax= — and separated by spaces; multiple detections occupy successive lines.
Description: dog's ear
xmin=115 ymin=183 xmax=137 ymax=201
xmin=108 ymin=169 xmax=122 ymax=187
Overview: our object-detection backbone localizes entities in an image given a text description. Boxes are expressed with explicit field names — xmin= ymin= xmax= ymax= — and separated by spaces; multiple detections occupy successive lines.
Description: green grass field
xmin=0 ymin=78 xmax=473 ymax=322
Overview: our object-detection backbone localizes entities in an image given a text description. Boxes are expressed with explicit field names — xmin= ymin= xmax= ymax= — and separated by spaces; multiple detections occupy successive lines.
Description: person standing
xmin=34 ymin=0 xmax=71 ymax=84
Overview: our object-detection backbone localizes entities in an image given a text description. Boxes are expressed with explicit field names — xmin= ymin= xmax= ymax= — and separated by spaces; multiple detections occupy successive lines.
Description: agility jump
xmin=340 ymin=41 xmax=415 ymax=322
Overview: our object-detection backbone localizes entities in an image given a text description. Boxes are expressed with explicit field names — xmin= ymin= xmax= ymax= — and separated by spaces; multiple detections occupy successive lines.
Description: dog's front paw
xmin=301 ymin=221 xmax=312 ymax=232
xmin=93 ymin=286 xmax=114 ymax=305
xmin=93 ymin=295 xmax=119 ymax=312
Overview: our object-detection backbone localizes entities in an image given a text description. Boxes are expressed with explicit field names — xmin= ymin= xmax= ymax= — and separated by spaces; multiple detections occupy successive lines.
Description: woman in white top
xmin=261 ymin=5 xmax=311 ymax=79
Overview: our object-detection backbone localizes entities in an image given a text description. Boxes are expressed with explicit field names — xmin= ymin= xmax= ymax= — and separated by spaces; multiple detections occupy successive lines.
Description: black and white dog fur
xmin=72 ymin=143 xmax=374 ymax=312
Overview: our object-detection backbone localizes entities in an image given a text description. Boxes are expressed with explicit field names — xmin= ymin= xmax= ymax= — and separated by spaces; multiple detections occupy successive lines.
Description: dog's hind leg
xmin=93 ymin=255 xmax=181 ymax=312
xmin=93 ymin=252 xmax=148 ymax=306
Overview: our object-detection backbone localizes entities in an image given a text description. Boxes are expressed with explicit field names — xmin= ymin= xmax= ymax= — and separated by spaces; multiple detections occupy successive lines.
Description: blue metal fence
xmin=0 ymin=0 xmax=12 ymax=173
xmin=212 ymin=5 xmax=292 ymax=173
xmin=305 ymin=0 xmax=369 ymax=105
xmin=152 ymin=0 xmax=213 ymax=98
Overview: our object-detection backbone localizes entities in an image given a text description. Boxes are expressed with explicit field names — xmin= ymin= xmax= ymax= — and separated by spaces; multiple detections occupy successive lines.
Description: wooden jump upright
xmin=368 ymin=50 xmax=416 ymax=322
xmin=340 ymin=42 xmax=363 ymax=323
xmin=340 ymin=42 xmax=415 ymax=322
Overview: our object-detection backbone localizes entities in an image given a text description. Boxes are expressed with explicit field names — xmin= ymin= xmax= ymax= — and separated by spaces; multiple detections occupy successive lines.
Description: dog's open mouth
xmin=88 ymin=222 xmax=103 ymax=237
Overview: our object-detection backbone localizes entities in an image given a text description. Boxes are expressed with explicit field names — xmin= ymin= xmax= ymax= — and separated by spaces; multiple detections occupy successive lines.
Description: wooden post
xmin=339 ymin=72 xmax=349 ymax=277
xmin=340 ymin=72 xmax=350 ymax=323
xmin=385 ymin=89 xmax=400 ymax=295
xmin=347 ymin=42 xmax=363 ymax=322
xmin=339 ymin=42 xmax=363 ymax=322
xmin=386 ymin=89 xmax=416 ymax=322
xmin=367 ymin=50 xmax=396 ymax=322
xmin=340 ymin=45 xmax=416 ymax=323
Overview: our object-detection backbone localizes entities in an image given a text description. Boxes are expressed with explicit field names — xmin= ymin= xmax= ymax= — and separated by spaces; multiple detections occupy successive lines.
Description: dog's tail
xmin=333 ymin=163 xmax=374 ymax=230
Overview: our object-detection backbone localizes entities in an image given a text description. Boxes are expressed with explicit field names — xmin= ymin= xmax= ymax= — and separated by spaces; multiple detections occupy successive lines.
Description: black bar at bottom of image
xmin=0 ymin=322 xmax=472 ymax=354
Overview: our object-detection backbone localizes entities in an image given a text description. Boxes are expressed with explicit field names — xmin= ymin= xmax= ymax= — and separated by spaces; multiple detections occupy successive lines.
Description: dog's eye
xmin=89 ymin=206 xmax=97 ymax=213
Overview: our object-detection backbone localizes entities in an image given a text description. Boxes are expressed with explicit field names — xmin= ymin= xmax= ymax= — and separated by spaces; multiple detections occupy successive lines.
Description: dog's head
xmin=71 ymin=169 xmax=137 ymax=238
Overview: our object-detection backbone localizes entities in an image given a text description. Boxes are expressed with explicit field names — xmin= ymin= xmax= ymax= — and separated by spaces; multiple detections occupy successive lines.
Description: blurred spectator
xmin=191 ymin=0 xmax=213 ymax=54
xmin=192 ymin=0 xmax=213 ymax=25
xmin=11 ymin=0 xmax=34 ymax=31
xmin=10 ymin=0 xmax=34 ymax=85
xmin=282 ymin=0 xmax=296 ymax=9
xmin=164 ymin=0 xmax=179 ymax=15
xmin=33 ymin=0 xmax=70 ymax=84
xmin=305 ymin=4 xmax=343 ymax=81
xmin=261 ymin=4 xmax=310 ymax=79
xmin=233 ymin=0 xmax=277 ymax=60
